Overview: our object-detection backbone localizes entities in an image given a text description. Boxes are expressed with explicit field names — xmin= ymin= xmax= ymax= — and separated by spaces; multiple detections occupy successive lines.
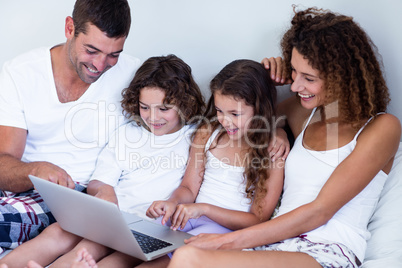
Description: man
xmin=0 ymin=0 xmax=140 ymax=252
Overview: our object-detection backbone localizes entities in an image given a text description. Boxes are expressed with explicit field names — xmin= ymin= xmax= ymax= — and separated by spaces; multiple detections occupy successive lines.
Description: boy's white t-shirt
xmin=90 ymin=122 xmax=195 ymax=217
xmin=0 ymin=47 xmax=141 ymax=185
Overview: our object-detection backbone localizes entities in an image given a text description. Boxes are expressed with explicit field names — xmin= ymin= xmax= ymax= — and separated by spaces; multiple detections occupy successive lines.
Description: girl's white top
xmin=195 ymin=127 xmax=251 ymax=212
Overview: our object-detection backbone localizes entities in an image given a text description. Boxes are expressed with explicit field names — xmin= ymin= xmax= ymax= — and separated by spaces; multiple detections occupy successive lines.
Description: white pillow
xmin=363 ymin=142 xmax=402 ymax=267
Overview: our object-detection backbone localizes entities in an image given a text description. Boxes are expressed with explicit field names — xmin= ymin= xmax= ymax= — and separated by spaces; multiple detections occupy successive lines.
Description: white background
xmin=1 ymin=0 xmax=401 ymax=125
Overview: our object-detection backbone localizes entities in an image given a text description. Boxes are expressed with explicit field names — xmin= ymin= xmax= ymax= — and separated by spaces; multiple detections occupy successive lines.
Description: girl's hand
xmin=170 ymin=203 xmax=206 ymax=231
xmin=184 ymin=233 xmax=236 ymax=250
xmin=269 ymin=127 xmax=290 ymax=161
xmin=261 ymin=57 xmax=292 ymax=85
xmin=146 ymin=200 xmax=177 ymax=225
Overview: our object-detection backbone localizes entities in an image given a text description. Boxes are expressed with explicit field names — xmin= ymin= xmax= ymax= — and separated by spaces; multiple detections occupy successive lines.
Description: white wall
xmin=1 ymin=0 xmax=401 ymax=124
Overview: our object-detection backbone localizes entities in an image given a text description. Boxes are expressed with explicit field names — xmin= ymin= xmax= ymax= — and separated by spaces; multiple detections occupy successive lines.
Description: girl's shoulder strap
xmin=205 ymin=126 xmax=222 ymax=151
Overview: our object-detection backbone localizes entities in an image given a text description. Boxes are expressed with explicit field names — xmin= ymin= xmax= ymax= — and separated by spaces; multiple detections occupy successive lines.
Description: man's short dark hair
xmin=72 ymin=0 xmax=131 ymax=38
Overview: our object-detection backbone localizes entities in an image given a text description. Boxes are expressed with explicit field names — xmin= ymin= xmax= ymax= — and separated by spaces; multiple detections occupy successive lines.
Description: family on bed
xmin=0 ymin=0 xmax=400 ymax=267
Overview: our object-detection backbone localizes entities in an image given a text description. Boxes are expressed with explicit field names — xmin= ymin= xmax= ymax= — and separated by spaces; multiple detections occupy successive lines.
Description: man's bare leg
xmin=0 ymin=223 xmax=82 ymax=268
xmin=168 ymin=246 xmax=322 ymax=268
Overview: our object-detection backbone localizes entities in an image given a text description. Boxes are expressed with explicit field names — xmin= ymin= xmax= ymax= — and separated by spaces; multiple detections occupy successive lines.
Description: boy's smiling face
xmin=139 ymin=87 xmax=182 ymax=136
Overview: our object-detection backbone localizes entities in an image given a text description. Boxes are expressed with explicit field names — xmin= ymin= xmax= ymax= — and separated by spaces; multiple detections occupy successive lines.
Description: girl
xmin=168 ymin=7 xmax=401 ymax=268
xmin=0 ymin=54 xmax=206 ymax=267
xmin=142 ymin=59 xmax=285 ymax=267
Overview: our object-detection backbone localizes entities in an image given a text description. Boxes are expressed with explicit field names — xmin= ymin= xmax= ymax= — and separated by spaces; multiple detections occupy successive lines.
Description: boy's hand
xmin=146 ymin=200 xmax=177 ymax=225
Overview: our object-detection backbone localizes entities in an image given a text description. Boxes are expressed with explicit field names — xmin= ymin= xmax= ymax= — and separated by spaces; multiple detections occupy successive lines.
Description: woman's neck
xmin=316 ymin=102 xmax=342 ymax=124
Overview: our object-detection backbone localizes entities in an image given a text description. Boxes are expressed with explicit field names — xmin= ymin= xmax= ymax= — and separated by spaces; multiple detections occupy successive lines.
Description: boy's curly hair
xmin=281 ymin=6 xmax=390 ymax=126
xmin=121 ymin=54 xmax=205 ymax=126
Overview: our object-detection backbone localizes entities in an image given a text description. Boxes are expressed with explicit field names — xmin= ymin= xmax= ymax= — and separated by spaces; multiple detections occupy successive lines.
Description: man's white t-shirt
xmin=0 ymin=47 xmax=141 ymax=185
xmin=90 ymin=123 xmax=195 ymax=217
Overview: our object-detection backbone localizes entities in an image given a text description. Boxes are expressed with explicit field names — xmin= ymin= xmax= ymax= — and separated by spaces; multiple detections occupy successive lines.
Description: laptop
xmin=29 ymin=175 xmax=193 ymax=261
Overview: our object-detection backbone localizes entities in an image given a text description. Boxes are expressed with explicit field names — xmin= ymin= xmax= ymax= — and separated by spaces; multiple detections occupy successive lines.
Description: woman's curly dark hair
xmin=281 ymin=6 xmax=390 ymax=126
xmin=121 ymin=55 xmax=205 ymax=127
xmin=199 ymin=59 xmax=277 ymax=218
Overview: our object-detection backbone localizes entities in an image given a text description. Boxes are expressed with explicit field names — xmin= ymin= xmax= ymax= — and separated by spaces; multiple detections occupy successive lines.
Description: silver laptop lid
xmin=29 ymin=175 xmax=147 ymax=259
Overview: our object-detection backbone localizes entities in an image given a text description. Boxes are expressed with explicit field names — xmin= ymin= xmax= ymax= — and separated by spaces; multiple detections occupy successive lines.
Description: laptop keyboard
xmin=131 ymin=230 xmax=172 ymax=254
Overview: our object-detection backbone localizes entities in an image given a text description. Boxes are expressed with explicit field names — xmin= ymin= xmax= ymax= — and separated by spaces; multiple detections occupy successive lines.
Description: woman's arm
xmin=185 ymin=114 xmax=401 ymax=249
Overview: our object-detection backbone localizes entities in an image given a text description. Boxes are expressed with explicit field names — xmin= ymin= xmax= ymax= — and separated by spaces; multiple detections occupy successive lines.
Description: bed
xmin=362 ymin=142 xmax=402 ymax=267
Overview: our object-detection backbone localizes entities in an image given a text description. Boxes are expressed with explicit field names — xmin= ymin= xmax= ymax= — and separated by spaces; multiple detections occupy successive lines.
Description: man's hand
xmin=30 ymin=161 xmax=75 ymax=189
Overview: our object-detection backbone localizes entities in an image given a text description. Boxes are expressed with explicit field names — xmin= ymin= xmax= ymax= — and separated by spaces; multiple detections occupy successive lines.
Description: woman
xmin=167 ymin=7 xmax=401 ymax=268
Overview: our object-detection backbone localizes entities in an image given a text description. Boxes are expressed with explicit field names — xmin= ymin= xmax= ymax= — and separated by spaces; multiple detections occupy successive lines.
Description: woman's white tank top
xmin=278 ymin=108 xmax=387 ymax=261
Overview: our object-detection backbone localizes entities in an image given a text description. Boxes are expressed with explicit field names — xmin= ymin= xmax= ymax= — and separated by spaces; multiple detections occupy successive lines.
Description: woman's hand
xmin=261 ymin=57 xmax=292 ymax=85
xmin=146 ymin=200 xmax=177 ymax=225
xmin=184 ymin=232 xmax=238 ymax=250
xmin=269 ymin=127 xmax=290 ymax=161
xmin=170 ymin=203 xmax=206 ymax=231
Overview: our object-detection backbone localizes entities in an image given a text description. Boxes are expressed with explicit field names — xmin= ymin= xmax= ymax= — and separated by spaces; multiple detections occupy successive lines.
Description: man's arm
xmin=0 ymin=125 xmax=32 ymax=192
xmin=0 ymin=126 xmax=74 ymax=192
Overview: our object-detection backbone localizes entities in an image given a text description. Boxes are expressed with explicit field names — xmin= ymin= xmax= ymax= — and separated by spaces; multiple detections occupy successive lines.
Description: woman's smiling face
xmin=290 ymin=48 xmax=325 ymax=109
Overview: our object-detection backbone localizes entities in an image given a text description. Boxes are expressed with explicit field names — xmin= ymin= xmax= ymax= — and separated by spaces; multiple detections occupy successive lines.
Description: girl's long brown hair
xmin=199 ymin=59 xmax=277 ymax=217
